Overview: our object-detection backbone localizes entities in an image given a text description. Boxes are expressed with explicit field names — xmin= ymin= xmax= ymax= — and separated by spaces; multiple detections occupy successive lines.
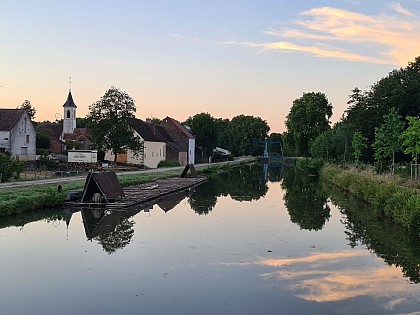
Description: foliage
xmin=342 ymin=57 xmax=420 ymax=161
xmin=0 ymin=153 xmax=26 ymax=182
xmin=373 ymin=108 xmax=404 ymax=172
xmin=267 ymin=133 xmax=283 ymax=156
xmin=35 ymin=124 xmax=51 ymax=150
xmin=321 ymin=165 xmax=420 ymax=233
xmin=157 ymin=160 xmax=180 ymax=168
xmin=310 ymin=122 xmax=353 ymax=163
xmin=184 ymin=112 xmax=217 ymax=157
xmin=352 ymin=131 xmax=368 ymax=163
xmin=296 ymin=158 xmax=324 ymax=176
xmin=310 ymin=131 xmax=331 ymax=160
xmin=19 ymin=99 xmax=36 ymax=119
xmin=286 ymin=92 xmax=333 ymax=156
xmin=87 ymin=87 xmax=143 ymax=161
xmin=401 ymin=116 xmax=420 ymax=163
xmin=226 ymin=115 xmax=270 ymax=156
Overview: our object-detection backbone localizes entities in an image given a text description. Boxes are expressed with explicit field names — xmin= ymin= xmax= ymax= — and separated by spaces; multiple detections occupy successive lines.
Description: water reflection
xmin=328 ymin=186 xmax=420 ymax=284
xmin=189 ymin=163 xmax=272 ymax=215
xmin=257 ymin=250 xmax=409 ymax=307
xmin=281 ymin=166 xmax=331 ymax=231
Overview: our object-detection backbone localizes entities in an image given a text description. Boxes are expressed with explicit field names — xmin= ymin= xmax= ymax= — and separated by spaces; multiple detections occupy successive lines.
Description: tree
xmin=352 ymin=131 xmax=368 ymax=163
xmin=19 ymin=100 xmax=36 ymax=120
xmin=87 ymin=87 xmax=143 ymax=162
xmin=226 ymin=115 xmax=270 ymax=156
xmin=373 ymin=108 xmax=405 ymax=173
xmin=184 ymin=113 xmax=217 ymax=157
xmin=286 ymin=92 xmax=333 ymax=156
xmin=0 ymin=153 xmax=26 ymax=182
xmin=401 ymin=116 xmax=420 ymax=163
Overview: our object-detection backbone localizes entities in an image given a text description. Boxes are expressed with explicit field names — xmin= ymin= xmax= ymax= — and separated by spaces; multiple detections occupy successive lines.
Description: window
xmin=67 ymin=110 xmax=71 ymax=118
xmin=21 ymin=147 xmax=27 ymax=155
xmin=26 ymin=135 xmax=30 ymax=143
xmin=4 ymin=138 xmax=8 ymax=141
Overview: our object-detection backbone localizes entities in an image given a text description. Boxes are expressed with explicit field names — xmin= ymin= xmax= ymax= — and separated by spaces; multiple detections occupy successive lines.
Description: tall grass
xmin=321 ymin=164 xmax=420 ymax=233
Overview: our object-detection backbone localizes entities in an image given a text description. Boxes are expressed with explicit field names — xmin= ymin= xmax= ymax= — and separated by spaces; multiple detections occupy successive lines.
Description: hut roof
xmin=81 ymin=171 xmax=125 ymax=203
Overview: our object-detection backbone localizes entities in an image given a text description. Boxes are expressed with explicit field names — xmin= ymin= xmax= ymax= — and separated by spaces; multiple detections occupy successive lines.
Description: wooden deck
xmin=65 ymin=176 xmax=207 ymax=209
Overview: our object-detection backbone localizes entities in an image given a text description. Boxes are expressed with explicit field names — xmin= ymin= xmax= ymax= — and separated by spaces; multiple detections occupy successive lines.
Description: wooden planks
xmin=66 ymin=176 xmax=207 ymax=209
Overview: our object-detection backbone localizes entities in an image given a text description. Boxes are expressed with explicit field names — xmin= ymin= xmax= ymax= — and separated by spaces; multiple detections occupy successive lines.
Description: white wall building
xmin=0 ymin=109 xmax=36 ymax=160
xmin=105 ymin=118 xmax=166 ymax=169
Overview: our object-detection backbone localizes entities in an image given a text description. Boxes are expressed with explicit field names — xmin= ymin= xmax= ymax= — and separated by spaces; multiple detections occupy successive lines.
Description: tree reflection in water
xmin=328 ymin=186 xmax=420 ymax=283
xmin=281 ymin=166 xmax=331 ymax=231
xmin=81 ymin=208 xmax=138 ymax=255
xmin=188 ymin=163 xmax=270 ymax=215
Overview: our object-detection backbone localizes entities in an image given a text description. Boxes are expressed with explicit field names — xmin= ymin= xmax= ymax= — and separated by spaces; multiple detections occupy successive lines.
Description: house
xmin=105 ymin=118 xmax=166 ymax=168
xmin=0 ymin=109 xmax=36 ymax=160
xmin=159 ymin=116 xmax=195 ymax=165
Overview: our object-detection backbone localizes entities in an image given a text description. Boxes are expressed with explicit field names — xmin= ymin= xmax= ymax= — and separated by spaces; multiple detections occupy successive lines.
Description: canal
xmin=0 ymin=163 xmax=419 ymax=314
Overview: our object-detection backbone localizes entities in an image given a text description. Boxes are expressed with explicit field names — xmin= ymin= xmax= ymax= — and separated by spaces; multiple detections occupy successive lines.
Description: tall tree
xmin=352 ymin=131 xmax=368 ymax=163
xmin=286 ymin=92 xmax=333 ymax=156
xmin=227 ymin=115 xmax=270 ymax=156
xmin=401 ymin=116 xmax=420 ymax=164
xmin=87 ymin=87 xmax=143 ymax=162
xmin=19 ymin=100 xmax=36 ymax=120
xmin=184 ymin=113 xmax=217 ymax=157
xmin=373 ymin=108 xmax=405 ymax=173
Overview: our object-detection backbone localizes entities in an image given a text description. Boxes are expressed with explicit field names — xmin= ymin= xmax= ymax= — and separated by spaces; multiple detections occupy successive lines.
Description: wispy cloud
xmin=390 ymin=2 xmax=414 ymax=16
xmin=225 ymin=5 xmax=420 ymax=65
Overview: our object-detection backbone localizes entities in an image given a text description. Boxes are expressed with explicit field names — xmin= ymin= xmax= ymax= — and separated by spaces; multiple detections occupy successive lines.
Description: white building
xmin=0 ymin=109 xmax=36 ymax=160
xmin=105 ymin=118 xmax=166 ymax=168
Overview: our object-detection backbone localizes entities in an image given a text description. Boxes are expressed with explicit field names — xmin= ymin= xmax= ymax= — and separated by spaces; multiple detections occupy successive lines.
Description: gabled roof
xmin=63 ymin=128 xmax=93 ymax=142
xmin=81 ymin=171 xmax=125 ymax=203
xmin=63 ymin=90 xmax=77 ymax=108
xmin=162 ymin=116 xmax=195 ymax=139
xmin=0 ymin=109 xmax=25 ymax=131
xmin=130 ymin=118 xmax=164 ymax=142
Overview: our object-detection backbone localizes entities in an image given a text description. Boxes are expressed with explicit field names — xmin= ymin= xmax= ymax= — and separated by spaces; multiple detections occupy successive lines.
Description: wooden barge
xmin=65 ymin=171 xmax=207 ymax=210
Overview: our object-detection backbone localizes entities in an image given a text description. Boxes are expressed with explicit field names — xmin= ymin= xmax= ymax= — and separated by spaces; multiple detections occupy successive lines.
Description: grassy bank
xmin=321 ymin=164 xmax=420 ymax=233
xmin=0 ymin=162 xmax=245 ymax=216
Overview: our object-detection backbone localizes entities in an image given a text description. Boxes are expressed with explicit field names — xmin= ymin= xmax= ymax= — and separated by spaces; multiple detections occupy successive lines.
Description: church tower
xmin=62 ymin=89 xmax=77 ymax=134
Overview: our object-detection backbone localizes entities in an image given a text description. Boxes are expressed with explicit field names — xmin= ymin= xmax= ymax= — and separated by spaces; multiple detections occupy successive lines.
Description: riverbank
xmin=0 ymin=159 xmax=252 ymax=216
xmin=321 ymin=164 xmax=420 ymax=233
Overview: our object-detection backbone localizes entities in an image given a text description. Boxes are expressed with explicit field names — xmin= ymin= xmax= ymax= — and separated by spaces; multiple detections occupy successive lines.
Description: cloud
xmin=390 ymin=2 xmax=414 ymax=16
xmin=226 ymin=6 xmax=420 ymax=66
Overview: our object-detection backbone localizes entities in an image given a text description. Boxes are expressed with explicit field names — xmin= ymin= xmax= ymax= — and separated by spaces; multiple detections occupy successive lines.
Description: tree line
xmin=284 ymin=56 xmax=420 ymax=173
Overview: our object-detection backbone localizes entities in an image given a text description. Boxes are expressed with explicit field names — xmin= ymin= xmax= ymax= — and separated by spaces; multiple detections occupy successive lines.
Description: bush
xmin=157 ymin=160 xmax=180 ymax=168
xmin=296 ymin=158 xmax=324 ymax=176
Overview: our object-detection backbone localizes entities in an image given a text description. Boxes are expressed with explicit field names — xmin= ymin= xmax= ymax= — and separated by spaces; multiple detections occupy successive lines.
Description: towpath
xmin=0 ymin=157 xmax=252 ymax=189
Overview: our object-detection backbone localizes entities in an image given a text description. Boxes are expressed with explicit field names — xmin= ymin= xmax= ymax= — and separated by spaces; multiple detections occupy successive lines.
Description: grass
xmin=321 ymin=164 xmax=420 ymax=233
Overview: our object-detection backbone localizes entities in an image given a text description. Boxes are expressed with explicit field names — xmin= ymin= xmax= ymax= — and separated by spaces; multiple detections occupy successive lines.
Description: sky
xmin=1 ymin=0 xmax=420 ymax=133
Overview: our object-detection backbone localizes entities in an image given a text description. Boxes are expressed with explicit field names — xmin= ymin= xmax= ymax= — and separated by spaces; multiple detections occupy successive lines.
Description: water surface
xmin=0 ymin=164 xmax=419 ymax=314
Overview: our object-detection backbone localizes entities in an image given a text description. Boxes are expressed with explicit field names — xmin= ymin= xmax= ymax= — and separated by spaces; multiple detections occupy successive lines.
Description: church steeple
xmin=62 ymin=82 xmax=77 ymax=134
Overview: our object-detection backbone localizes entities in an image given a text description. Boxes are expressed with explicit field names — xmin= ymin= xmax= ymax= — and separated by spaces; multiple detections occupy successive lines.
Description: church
xmin=41 ymin=89 xmax=93 ymax=154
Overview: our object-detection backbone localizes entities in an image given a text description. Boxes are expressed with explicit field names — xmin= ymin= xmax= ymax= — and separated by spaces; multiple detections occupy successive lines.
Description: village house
xmin=105 ymin=118 xmax=167 ymax=168
xmin=105 ymin=117 xmax=196 ymax=168
xmin=159 ymin=116 xmax=195 ymax=165
xmin=0 ymin=108 xmax=36 ymax=160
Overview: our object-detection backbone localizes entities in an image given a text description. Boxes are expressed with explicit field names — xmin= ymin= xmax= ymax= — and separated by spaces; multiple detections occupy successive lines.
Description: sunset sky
xmin=1 ymin=0 xmax=420 ymax=132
